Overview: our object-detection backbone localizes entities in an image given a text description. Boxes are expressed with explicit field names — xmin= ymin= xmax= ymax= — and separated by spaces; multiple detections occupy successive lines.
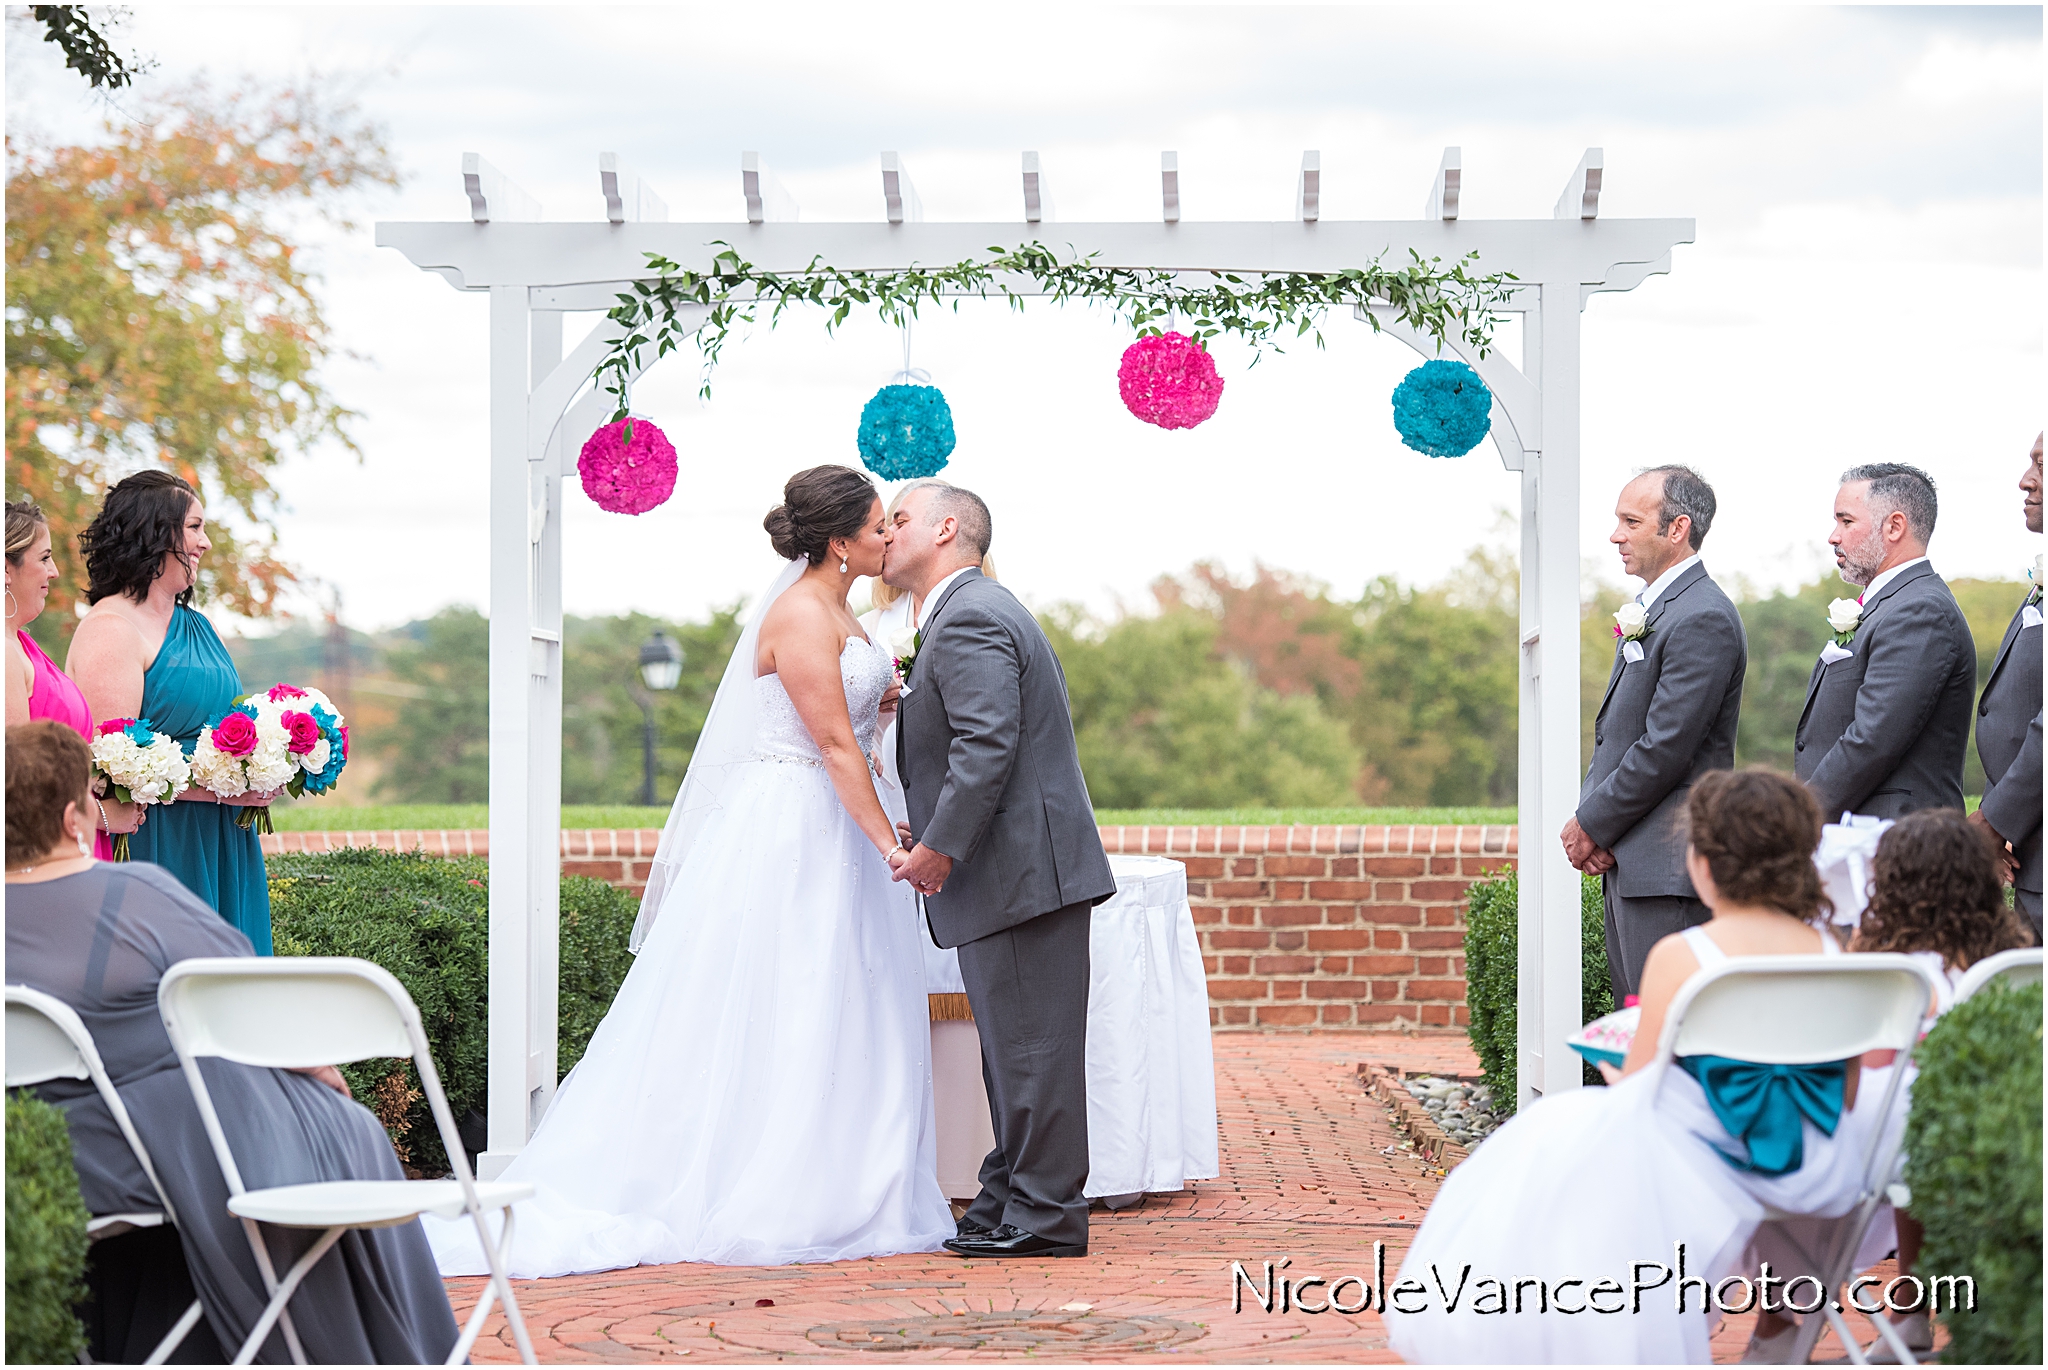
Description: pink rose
xmin=96 ymin=718 xmax=129 ymax=736
xmin=338 ymin=724 xmax=349 ymax=761
xmin=211 ymin=711 xmax=259 ymax=757
xmin=267 ymin=683 xmax=308 ymax=701
xmin=281 ymin=710 xmax=321 ymax=755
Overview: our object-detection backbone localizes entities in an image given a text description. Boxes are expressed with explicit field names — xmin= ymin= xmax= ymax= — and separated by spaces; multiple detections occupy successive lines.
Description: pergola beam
xmin=1022 ymin=151 xmax=1054 ymax=223
xmin=599 ymin=153 xmax=668 ymax=224
xmin=376 ymin=219 xmax=1693 ymax=292
xmin=1425 ymin=147 xmax=1461 ymax=222
xmin=741 ymin=151 xmax=799 ymax=224
xmin=1295 ymin=152 xmax=1320 ymax=223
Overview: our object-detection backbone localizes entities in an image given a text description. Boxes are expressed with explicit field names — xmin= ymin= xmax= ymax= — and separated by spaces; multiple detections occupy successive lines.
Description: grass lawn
xmin=268 ymin=802 xmax=1517 ymax=831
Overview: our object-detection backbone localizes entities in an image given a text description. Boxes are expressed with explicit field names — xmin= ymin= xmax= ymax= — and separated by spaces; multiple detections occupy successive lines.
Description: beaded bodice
xmin=754 ymin=636 xmax=890 ymax=764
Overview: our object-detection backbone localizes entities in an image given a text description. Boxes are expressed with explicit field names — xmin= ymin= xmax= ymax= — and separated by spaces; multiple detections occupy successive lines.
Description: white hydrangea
xmin=88 ymin=727 xmax=191 ymax=806
xmin=188 ymin=735 xmax=251 ymax=796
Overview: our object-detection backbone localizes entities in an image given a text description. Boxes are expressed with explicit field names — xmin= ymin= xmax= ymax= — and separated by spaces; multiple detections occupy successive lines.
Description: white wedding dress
xmin=427 ymin=587 xmax=954 ymax=1276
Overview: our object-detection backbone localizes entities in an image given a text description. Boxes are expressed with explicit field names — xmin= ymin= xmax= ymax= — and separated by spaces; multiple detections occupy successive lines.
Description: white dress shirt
xmin=1857 ymin=555 xmax=1929 ymax=604
xmin=919 ymin=566 xmax=977 ymax=625
xmin=1637 ymin=554 xmax=1702 ymax=611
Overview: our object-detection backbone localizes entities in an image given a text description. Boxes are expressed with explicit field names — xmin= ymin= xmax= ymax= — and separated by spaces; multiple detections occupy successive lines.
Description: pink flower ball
xmin=281 ymin=710 xmax=321 ymax=755
xmin=1117 ymin=332 xmax=1224 ymax=430
xmin=578 ymin=418 xmax=678 ymax=516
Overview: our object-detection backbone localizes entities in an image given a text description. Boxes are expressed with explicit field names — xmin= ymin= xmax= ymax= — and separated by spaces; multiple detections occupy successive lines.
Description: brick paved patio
xmin=448 ymin=1032 xmax=1911 ymax=1364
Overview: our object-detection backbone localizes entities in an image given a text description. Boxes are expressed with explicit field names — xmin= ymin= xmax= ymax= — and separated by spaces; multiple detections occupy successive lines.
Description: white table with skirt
xmin=926 ymin=854 xmax=1221 ymax=1206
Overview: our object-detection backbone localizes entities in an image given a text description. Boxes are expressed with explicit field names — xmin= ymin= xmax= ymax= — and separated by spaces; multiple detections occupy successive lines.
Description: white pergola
xmin=377 ymin=148 xmax=1692 ymax=1177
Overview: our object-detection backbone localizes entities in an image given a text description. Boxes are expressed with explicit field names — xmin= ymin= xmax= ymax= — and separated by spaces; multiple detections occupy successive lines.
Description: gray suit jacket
xmin=1577 ymin=563 xmax=1747 ymax=899
xmin=1977 ymin=593 xmax=2043 ymax=896
xmin=1794 ymin=562 xmax=1976 ymax=820
xmin=896 ymin=570 xmax=1117 ymax=947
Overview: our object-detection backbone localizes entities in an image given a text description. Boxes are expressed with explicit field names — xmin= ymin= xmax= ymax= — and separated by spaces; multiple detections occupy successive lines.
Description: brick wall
xmin=264 ymin=824 xmax=1518 ymax=1031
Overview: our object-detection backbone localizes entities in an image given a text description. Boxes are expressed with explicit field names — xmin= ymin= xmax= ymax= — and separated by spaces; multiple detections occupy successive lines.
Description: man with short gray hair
xmin=1795 ymin=463 xmax=1975 ymax=819
xmin=1565 ymin=465 xmax=1747 ymax=999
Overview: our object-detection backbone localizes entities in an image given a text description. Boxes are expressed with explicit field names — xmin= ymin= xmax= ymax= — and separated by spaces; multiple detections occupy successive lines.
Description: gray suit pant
xmin=2018 ymin=886 xmax=2042 ymax=941
xmin=1602 ymin=876 xmax=1711 ymax=1001
xmin=956 ymin=899 xmax=1092 ymax=1248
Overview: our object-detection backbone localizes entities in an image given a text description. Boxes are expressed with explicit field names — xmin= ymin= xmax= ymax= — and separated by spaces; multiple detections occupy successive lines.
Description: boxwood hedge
xmin=1461 ymin=868 xmax=1615 ymax=1109
xmin=1903 ymin=978 xmax=2041 ymax=1365
xmin=268 ymin=849 xmax=637 ymax=1176
xmin=6 ymin=1091 xmax=90 ymax=1365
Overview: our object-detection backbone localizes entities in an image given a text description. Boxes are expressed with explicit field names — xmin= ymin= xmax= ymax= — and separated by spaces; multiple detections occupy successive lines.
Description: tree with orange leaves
xmin=6 ymin=83 xmax=398 ymax=647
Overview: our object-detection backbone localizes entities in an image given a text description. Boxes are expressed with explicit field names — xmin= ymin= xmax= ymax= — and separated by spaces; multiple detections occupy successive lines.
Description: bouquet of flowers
xmin=1565 ymin=1004 xmax=1641 ymax=1071
xmin=88 ymin=717 xmax=191 ymax=860
xmin=188 ymin=683 xmax=349 ymax=832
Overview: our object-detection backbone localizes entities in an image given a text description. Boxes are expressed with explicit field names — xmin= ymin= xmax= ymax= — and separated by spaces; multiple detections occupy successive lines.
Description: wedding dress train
xmin=427 ymin=623 xmax=954 ymax=1276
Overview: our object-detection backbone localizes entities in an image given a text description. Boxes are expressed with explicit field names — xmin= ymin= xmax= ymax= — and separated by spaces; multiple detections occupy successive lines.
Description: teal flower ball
xmin=857 ymin=384 xmax=956 ymax=480
xmin=1392 ymin=360 xmax=1492 ymax=458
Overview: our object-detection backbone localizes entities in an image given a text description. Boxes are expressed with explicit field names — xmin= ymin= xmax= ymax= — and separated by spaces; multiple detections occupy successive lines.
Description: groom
xmin=885 ymin=482 xmax=1116 ymax=1259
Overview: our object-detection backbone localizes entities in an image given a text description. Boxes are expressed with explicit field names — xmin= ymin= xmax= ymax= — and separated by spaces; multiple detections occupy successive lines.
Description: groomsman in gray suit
xmin=886 ymin=483 xmax=1116 ymax=1260
xmin=1971 ymin=434 xmax=2044 ymax=935
xmin=1795 ymin=464 xmax=1976 ymax=819
xmin=1564 ymin=466 xmax=1747 ymax=999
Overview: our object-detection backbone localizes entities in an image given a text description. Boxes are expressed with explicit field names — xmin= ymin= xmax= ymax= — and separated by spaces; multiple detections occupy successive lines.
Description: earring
xmin=4 ymin=589 xmax=15 ymax=618
xmin=75 ymin=826 xmax=91 ymax=858
xmin=840 ymin=557 xmax=849 ymax=573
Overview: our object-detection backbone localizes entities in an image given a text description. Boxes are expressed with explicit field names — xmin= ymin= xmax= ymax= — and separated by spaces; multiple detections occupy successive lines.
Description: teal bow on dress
xmin=1677 ymin=1056 xmax=1848 ymax=1176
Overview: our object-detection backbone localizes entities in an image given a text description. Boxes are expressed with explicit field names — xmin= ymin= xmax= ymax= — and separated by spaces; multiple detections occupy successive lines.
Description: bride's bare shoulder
xmin=756 ymin=584 xmax=846 ymax=676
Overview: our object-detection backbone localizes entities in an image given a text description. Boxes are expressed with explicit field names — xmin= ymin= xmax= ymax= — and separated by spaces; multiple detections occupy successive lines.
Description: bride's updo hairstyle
xmin=763 ymin=465 xmax=878 ymax=565
xmin=1684 ymin=768 xmax=1830 ymax=923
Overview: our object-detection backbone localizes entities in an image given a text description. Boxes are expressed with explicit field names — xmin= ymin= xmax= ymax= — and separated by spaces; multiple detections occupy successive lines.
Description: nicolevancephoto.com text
xmin=1229 ymin=1245 xmax=1977 ymax=1320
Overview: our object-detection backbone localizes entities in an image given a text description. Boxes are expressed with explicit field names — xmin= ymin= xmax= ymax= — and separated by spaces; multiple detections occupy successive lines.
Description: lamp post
xmin=635 ymin=631 xmax=684 ymax=806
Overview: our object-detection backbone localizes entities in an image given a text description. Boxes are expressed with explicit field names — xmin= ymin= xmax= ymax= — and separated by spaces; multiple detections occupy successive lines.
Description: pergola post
xmin=1520 ymin=280 xmax=1586 ymax=1104
xmin=484 ymin=282 xmax=538 ymax=1177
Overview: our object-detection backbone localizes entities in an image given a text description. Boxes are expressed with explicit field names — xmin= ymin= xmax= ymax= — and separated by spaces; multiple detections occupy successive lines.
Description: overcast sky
xmin=8 ymin=3 xmax=2042 ymax=633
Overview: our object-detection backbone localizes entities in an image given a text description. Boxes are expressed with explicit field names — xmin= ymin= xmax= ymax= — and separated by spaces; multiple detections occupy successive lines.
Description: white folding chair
xmin=6 ymin=985 xmax=209 ymax=1366
xmin=157 ymin=957 xmax=536 ymax=1366
xmin=1651 ymin=954 xmax=1941 ymax=1367
xmin=1953 ymin=946 xmax=2043 ymax=1003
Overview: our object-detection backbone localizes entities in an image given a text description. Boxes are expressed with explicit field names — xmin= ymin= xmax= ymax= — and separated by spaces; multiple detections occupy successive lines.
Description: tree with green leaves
xmin=25 ymin=6 xmax=152 ymax=90
xmin=6 ymin=82 xmax=398 ymax=645
xmin=372 ymin=609 xmax=491 ymax=804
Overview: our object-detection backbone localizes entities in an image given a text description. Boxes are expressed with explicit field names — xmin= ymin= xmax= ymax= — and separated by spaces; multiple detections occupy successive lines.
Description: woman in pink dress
xmin=6 ymin=500 xmax=139 ymax=856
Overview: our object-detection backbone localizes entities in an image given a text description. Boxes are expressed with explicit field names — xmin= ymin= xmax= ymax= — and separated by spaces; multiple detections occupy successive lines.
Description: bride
xmin=428 ymin=465 xmax=955 ymax=1276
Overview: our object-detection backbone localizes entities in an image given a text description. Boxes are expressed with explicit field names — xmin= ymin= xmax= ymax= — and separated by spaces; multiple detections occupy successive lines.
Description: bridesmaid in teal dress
xmin=69 ymin=472 xmax=278 ymax=953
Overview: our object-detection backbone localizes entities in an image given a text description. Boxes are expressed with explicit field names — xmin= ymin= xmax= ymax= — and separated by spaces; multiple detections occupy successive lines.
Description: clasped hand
xmin=888 ymin=823 xmax=952 ymax=896
xmin=1560 ymin=815 xmax=1615 ymax=874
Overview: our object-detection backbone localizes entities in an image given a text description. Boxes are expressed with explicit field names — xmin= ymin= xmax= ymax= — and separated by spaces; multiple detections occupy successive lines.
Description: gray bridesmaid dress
xmin=6 ymin=862 xmax=460 ymax=1363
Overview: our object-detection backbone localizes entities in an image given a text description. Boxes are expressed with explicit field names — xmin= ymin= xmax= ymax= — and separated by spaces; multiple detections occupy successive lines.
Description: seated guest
xmin=5 ymin=721 xmax=459 ymax=1363
xmin=1390 ymin=769 xmax=1907 ymax=1365
xmin=1799 ymin=808 xmax=2037 ymax=1363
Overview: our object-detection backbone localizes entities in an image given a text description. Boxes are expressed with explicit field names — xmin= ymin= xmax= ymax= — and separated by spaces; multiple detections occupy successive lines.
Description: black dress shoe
xmin=942 ymin=1223 xmax=1087 ymax=1259
xmin=955 ymin=1217 xmax=995 ymax=1238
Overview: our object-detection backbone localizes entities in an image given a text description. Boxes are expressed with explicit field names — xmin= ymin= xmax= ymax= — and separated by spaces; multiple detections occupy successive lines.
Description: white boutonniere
xmin=890 ymin=626 xmax=921 ymax=678
xmin=2028 ymin=555 xmax=2042 ymax=609
xmin=1825 ymin=597 xmax=1863 ymax=648
xmin=1612 ymin=600 xmax=1650 ymax=663
xmin=1612 ymin=600 xmax=1649 ymax=643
